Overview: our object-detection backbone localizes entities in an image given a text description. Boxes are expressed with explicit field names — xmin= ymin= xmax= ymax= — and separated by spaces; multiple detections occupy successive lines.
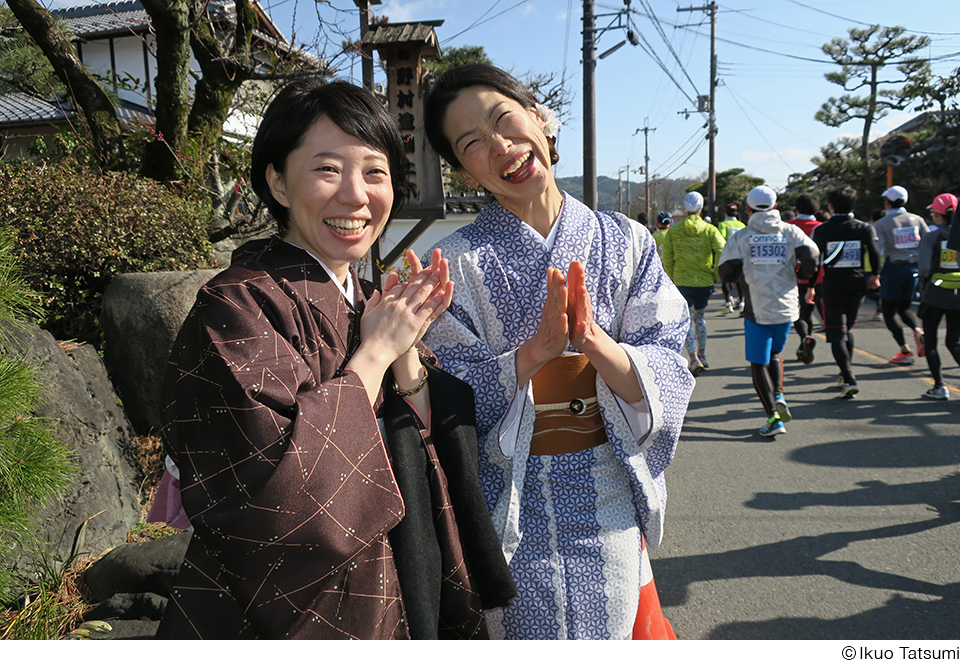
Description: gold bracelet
xmin=393 ymin=369 xmax=428 ymax=397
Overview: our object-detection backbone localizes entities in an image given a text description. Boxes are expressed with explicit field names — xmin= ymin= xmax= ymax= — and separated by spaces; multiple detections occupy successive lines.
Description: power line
xmin=634 ymin=0 xmax=703 ymax=97
xmin=446 ymin=0 xmax=530 ymax=43
xmin=782 ymin=0 xmax=960 ymax=36
xmin=661 ymin=137 xmax=707 ymax=180
xmin=723 ymin=81 xmax=800 ymax=175
xmin=630 ymin=26 xmax=701 ymax=108
xmin=717 ymin=5 xmax=835 ymax=39
xmin=679 ymin=24 xmax=960 ymax=67
xmin=684 ymin=28 xmax=835 ymax=63
xmin=723 ymin=83 xmax=821 ymax=149
xmin=656 ymin=126 xmax=706 ymax=174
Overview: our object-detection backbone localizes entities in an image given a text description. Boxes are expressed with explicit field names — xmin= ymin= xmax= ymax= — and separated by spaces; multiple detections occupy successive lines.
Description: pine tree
xmin=814 ymin=25 xmax=931 ymax=199
xmin=0 ymin=228 xmax=74 ymax=604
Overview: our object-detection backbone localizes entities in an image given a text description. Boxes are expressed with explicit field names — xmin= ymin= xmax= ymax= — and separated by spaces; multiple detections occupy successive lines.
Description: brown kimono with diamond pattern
xmin=156 ymin=237 xmax=512 ymax=640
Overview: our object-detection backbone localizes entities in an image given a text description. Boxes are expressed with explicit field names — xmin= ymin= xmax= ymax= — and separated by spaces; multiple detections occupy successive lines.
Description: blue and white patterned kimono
xmin=424 ymin=192 xmax=694 ymax=639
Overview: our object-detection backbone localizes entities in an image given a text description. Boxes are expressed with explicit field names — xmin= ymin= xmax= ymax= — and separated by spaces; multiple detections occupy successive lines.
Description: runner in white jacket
xmin=718 ymin=186 xmax=819 ymax=437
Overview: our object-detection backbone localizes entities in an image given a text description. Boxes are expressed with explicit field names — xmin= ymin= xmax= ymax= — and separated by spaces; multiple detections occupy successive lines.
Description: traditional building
xmin=0 ymin=0 xmax=321 ymax=158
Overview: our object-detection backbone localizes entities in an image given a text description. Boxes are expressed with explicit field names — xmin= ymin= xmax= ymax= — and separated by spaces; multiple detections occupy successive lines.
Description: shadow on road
xmin=664 ymin=339 xmax=960 ymax=639
xmin=654 ymin=504 xmax=960 ymax=639
xmin=707 ymin=590 xmax=960 ymax=639
xmin=747 ymin=472 xmax=960 ymax=511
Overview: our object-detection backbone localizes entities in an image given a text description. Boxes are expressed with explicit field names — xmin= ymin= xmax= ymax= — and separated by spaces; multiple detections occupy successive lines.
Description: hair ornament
xmin=535 ymin=103 xmax=561 ymax=139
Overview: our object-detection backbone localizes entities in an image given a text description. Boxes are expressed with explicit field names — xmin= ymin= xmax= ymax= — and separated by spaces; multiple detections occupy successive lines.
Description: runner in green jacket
xmin=661 ymin=192 xmax=726 ymax=373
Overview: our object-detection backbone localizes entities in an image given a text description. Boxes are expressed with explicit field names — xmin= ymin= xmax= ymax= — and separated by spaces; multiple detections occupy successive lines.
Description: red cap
xmin=928 ymin=193 xmax=958 ymax=216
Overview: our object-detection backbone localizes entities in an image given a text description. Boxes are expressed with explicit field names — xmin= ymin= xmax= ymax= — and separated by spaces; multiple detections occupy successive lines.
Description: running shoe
xmin=689 ymin=356 xmax=706 ymax=375
xmin=839 ymin=382 xmax=859 ymax=399
xmin=890 ymin=350 xmax=915 ymax=365
xmin=836 ymin=374 xmax=846 ymax=388
xmin=759 ymin=415 xmax=786 ymax=437
xmin=872 ymin=312 xmax=884 ymax=321
xmin=721 ymin=303 xmax=734 ymax=315
xmin=698 ymin=355 xmax=710 ymax=369
xmin=774 ymin=394 xmax=792 ymax=423
xmin=914 ymin=329 xmax=926 ymax=358
xmin=797 ymin=336 xmax=816 ymax=364
xmin=922 ymin=385 xmax=949 ymax=400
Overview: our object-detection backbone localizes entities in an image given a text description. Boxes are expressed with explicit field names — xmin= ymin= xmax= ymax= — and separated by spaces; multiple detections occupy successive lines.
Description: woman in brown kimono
xmin=155 ymin=78 xmax=514 ymax=640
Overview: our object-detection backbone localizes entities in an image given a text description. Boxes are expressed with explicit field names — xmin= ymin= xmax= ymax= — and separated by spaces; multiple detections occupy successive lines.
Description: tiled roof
xmin=51 ymin=0 xmax=152 ymax=37
xmin=0 ymin=1 xmax=321 ymax=129
xmin=444 ymin=195 xmax=490 ymax=215
xmin=0 ymin=91 xmax=70 ymax=126
xmin=0 ymin=90 xmax=152 ymax=127
xmin=50 ymin=0 xmax=288 ymax=44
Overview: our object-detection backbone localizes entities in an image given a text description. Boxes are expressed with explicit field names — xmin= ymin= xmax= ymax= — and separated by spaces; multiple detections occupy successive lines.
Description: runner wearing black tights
xmin=917 ymin=193 xmax=960 ymax=400
xmin=809 ymin=187 xmax=882 ymax=399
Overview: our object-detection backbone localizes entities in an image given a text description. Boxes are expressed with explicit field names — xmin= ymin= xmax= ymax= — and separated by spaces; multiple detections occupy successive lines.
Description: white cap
xmin=683 ymin=191 xmax=704 ymax=213
xmin=882 ymin=185 xmax=908 ymax=203
xmin=746 ymin=185 xmax=777 ymax=211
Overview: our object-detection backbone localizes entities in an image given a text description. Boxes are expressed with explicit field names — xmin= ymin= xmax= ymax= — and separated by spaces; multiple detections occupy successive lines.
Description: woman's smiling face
xmin=443 ymin=86 xmax=552 ymax=204
xmin=267 ymin=115 xmax=394 ymax=282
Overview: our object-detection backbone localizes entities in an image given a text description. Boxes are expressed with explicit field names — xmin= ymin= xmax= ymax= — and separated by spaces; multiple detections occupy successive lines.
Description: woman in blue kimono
xmin=421 ymin=64 xmax=695 ymax=640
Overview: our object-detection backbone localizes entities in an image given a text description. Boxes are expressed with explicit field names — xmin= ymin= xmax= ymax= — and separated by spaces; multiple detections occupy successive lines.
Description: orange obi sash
xmin=529 ymin=354 xmax=608 ymax=456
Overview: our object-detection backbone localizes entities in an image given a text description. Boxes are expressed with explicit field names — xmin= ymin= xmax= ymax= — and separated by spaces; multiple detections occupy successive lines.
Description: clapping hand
xmin=402 ymin=248 xmax=455 ymax=346
xmin=566 ymin=261 xmax=596 ymax=349
xmin=361 ymin=248 xmax=453 ymax=364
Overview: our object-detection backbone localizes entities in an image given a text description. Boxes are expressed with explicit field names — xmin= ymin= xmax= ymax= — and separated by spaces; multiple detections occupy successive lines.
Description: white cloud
xmin=520 ymin=4 xmax=538 ymax=18
xmin=379 ymin=1 xmax=447 ymax=23
xmin=741 ymin=148 xmax=813 ymax=165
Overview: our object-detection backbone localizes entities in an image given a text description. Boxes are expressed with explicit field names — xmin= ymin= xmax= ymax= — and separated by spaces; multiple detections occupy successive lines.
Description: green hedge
xmin=0 ymin=162 xmax=216 ymax=345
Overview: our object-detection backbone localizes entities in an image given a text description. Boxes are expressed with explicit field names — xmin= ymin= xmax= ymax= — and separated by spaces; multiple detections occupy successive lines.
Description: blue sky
xmin=266 ymin=0 xmax=960 ymax=192
xmin=45 ymin=0 xmax=960 ymax=191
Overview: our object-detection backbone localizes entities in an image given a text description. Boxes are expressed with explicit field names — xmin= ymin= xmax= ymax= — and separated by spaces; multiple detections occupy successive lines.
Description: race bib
xmin=941 ymin=240 xmax=959 ymax=270
xmin=826 ymin=240 xmax=862 ymax=268
xmin=727 ymin=226 xmax=742 ymax=239
xmin=749 ymin=235 xmax=787 ymax=265
xmin=893 ymin=226 xmax=921 ymax=249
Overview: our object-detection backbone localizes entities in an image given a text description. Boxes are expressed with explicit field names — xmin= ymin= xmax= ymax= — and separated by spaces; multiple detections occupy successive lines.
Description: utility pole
xmin=617 ymin=165 xmax=631 ymax=216
xmin=634 ymin=123 xmax=655 ymax=220
xmin=582 ymin=0 xmax=598 ymax=210
xmin=617 ymin=167 xmax=623 ymax=214
xmin=678 ymin=2 xmax=717 ymax=221
xmin=582 ymin=1 xmax=637 ymax=211
xmin=625 ymin=164 xmax=631 ymax=216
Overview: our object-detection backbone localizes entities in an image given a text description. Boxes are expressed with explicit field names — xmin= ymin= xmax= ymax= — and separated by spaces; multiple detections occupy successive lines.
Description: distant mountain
xmin=555 ymin=175 xmax=639 ymax=213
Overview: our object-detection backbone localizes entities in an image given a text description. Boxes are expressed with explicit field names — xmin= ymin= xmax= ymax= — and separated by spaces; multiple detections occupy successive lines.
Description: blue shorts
xmin=744 ymin=319 xmax=791 ymax=365
xmin=676 ymin=285 xmax=713 ymax=310
xmin=879 ymin=260 xmax=919 ymax=301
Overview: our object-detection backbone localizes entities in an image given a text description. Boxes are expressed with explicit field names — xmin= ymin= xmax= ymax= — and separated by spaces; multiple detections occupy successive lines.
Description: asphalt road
xmin=650 ymin=297 xmax=960 ymax=641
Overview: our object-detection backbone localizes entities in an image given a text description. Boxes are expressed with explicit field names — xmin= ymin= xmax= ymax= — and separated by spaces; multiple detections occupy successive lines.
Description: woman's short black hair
xmin=424 ymin=63 xmax=559 ymax=171
xmin=250 ymin=78 xmax=411 ymax=235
